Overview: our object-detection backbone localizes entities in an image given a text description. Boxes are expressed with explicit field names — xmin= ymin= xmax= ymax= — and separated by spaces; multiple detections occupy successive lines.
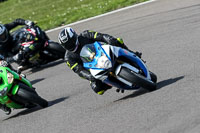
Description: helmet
xmin=58 ymin=27 xmax=78 ymax=52
xmin=0 ymin=24 xmax=9 ymax=43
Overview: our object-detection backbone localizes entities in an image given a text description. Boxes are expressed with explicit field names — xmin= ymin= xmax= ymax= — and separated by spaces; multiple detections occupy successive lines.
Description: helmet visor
xmin=0 ymin=30 xmax=8 ymax=43
xmin=0 ymin=31 xmax=7 ymax=43
xmin=62 ymin=35 xmax=78 ymax=51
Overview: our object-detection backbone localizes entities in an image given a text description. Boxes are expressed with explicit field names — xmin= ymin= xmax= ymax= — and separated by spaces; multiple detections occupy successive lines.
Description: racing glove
xmin=25 ymin=20 xmax=35 ymax=27
xmin=15 ymin=18 xmax=35 ymax=26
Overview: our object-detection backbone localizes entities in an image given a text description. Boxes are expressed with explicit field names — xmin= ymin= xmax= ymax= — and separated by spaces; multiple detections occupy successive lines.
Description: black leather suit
xmin=0 ymin=18 xmax=47 ymax=63
xmin=0 ymin=19 xmax=29 ymax=57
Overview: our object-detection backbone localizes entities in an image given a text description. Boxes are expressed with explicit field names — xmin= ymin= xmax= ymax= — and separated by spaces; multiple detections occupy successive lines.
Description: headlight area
xmin=0 ymin=87 xmax=8 ymax=96
xmin=96 ymin=54 xmax=112 ymax=69
xmin=7 ymin=72 xmax=14 ymax=84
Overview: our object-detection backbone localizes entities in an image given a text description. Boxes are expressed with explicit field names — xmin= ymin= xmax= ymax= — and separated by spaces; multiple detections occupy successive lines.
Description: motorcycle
xmin=11 ymin=24 xmax=66 ymax=71
xmin=0 ymin=66 xmax=48 ymax=114
xmin=80 ymin=41 xmax=157 ymax=93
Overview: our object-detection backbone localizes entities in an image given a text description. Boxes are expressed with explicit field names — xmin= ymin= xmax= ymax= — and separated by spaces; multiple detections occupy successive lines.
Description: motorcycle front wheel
xmin=16 ymin=83 xmax=48 ymax=108
xmin=118 ymin=67 xmax=157 ymax=91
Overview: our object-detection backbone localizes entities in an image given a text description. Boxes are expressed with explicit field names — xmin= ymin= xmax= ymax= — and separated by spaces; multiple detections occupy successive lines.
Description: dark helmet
xmin=58 ymin=27 xmax=79 ymax=52
xmin=0 ymin=24 xmax=9 ymax=44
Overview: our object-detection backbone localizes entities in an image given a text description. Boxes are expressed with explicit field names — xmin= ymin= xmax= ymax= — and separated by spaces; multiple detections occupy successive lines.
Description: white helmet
xmin=58 ymin=27 xmax=78 ymax=52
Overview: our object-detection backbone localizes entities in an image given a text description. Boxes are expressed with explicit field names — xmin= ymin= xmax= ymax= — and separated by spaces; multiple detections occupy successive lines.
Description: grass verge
xmin=0 ymin=0 xmax=148 ymax=30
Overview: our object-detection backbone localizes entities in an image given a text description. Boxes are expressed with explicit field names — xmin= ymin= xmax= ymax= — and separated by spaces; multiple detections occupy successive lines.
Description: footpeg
xmin=116 ymin=89 xmax=124 ymax=93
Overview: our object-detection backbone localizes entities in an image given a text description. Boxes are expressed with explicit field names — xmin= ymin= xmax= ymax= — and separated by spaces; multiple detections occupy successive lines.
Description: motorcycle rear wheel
xmin=46 ymin=41 xmax=65 ymax=59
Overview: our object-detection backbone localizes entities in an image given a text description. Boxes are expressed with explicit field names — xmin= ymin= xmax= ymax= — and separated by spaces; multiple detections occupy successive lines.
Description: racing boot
xmin=97 ymin=89 xmax=106 ymax=95
xmin=90 ymin=80 xmax=112 ymax=95
xmin=0 ymin=104 xmax=11 ymax=115
xmin=97 ymin=87 xmax=112 ymax=95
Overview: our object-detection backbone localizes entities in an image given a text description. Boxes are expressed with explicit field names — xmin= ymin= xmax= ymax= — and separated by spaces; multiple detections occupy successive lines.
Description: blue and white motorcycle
xmin=80 ymin=41 xmax=157 ymax=93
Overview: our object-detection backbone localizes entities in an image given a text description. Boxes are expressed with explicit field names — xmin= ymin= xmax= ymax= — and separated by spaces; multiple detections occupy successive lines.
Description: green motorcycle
xmin=0 ymin=66 xmax=48 ymax=114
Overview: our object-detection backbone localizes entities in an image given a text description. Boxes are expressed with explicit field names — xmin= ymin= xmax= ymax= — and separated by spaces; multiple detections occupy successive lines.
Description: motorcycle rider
xmin=0 ymin=18 xmax=48 ymax=69
xmin=58 ymin=27 xmax=142 ymax=95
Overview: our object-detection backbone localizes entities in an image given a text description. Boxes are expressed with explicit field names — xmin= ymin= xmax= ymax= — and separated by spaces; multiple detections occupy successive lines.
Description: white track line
xmin=46 ymin=0 xmax=157 ymax=33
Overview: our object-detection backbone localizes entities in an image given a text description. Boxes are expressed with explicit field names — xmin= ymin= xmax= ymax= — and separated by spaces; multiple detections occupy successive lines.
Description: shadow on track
xmin=115 ymin=76 xmax=185 ymax=102
xmin=48 ymin=96 xmax=69 ymax=106
xmin=3 ymin=96 xmax=69 ymax=121
xmin=157 ymin=76 xmax=184 ymax=89
xmin=31 ymin=60 xmax=64 ymax=72
xmin=23 ymin=60 xmax=64 ymax=75
xmin=30 ymin=78 xmax=45 ymax=85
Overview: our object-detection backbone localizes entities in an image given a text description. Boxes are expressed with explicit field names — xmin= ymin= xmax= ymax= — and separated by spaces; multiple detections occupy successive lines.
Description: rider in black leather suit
xmin=0 ymin=18 xmax=47 ymax=64
xmin=58 ymin=27 xmax=142 ymax=95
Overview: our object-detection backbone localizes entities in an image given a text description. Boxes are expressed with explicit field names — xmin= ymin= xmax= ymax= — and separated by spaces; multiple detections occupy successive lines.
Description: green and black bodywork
xmin=0 ymin=66 xmax=48 ymax=111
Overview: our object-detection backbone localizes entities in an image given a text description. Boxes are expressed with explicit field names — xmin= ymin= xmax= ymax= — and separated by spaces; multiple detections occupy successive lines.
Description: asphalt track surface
xmin=1 ymin=0 xmax=200 ymax=132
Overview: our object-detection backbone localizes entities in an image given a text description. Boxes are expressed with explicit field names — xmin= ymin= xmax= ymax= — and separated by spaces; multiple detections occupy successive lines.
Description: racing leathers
xmin=1 ymin=18 xmax=48 ymax=64
xmin=65 ymin=30 xmax=132 ymax=95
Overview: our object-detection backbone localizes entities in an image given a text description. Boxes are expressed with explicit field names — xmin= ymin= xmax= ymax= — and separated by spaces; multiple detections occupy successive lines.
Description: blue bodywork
xmin=82 ymin=42 xmax=149 ymax=90
xmin=117 ymin=48 xmax=148 ymax=77
xmin=83 ymin=42 xmax=111 ymax=70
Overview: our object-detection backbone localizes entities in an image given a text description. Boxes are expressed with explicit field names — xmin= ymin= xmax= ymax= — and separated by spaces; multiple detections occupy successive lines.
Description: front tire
xmin=118 ymin=67 xmax=157 ymax=91
xmin=16 ymin=84 xmax=48 ymax=108
xmin=149 ymin=71 xmax=157 ymax=83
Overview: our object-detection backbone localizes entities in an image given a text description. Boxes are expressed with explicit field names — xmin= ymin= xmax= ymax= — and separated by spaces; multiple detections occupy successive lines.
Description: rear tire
xmin=16 ymin=84 xmax=48 ymax=108
xmin=47 ymin=42 xmax=66 ymax=59
xmin=118 ymin=67 xmax=157 ymax=91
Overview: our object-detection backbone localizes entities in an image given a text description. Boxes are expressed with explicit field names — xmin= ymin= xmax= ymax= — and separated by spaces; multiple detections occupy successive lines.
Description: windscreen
xmin=80 ymin=43 xmax=96 ymax=63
